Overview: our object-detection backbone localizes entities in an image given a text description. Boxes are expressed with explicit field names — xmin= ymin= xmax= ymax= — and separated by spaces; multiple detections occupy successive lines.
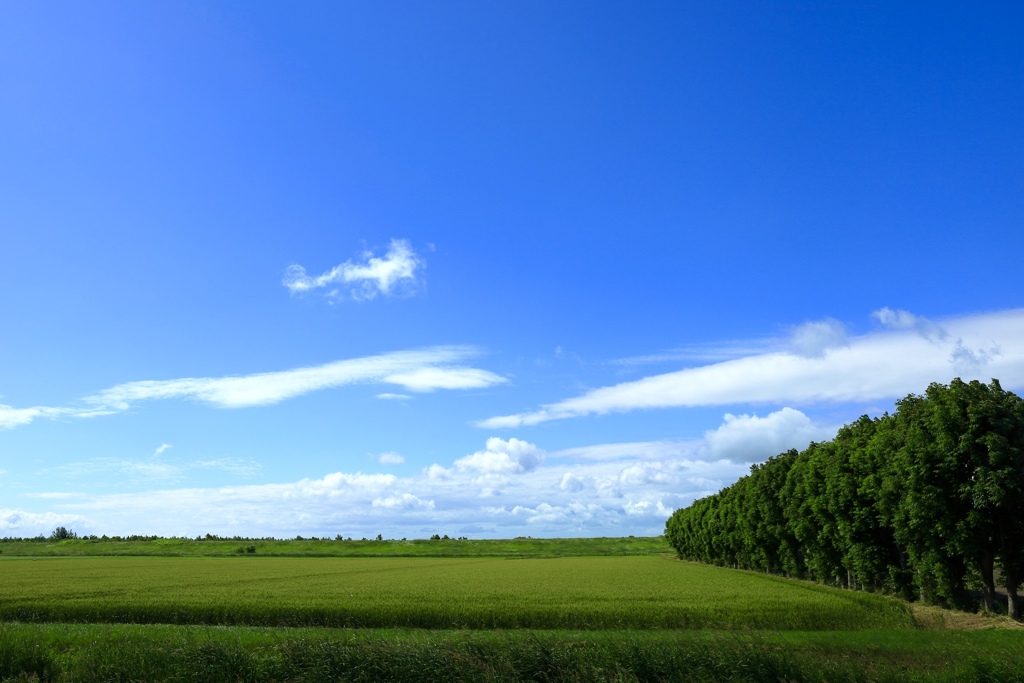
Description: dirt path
xmin=911 ymin=604 xmax=1024 ymax=630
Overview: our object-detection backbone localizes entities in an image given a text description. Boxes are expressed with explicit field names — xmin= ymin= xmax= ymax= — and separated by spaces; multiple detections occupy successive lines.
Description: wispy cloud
xmin=154 ymin=443 xmax=173 ymax=456
xmin=787 ymin=318 xmax=848 ymax=358
xmin=1 ymin=347 xmax=506 ymax=430
xmin=871 ymin=307 xmax=947 ymax=341
xmin=478 ymin=308 xmax=1024 ymax=428
xmin=609 ymin=339 xmax=776 ymax=366
xmin=40 ymin=457 xmax=261 ymax=483
xmin=0 ymin=405 xmax=98 ymax=430
xmin=13 ymin=412 xmax=829 ymax=538
xmin=283 ymin=239 xmax=423 ymax=300
xmin=378 ymin=452 xmax=405 ymax=465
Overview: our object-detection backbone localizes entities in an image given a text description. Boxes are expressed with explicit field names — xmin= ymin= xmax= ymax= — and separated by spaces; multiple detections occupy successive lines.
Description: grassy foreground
xmin=2 ymin=623 xmax=1023 ymax=683
xmin=0 ymin=555 xmax=912 ymax=630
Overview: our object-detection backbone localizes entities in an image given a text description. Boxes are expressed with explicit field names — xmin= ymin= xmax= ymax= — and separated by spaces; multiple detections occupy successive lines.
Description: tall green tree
xmin=665 ymin=378 xmax=1024 ymax=620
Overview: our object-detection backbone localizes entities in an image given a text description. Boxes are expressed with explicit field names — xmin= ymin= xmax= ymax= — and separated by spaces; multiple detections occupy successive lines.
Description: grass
xmin=1 ymin=538 xmax=1021 ymax=681
xmin=0 ymin=555 xmax=914 ymax=630
xmin=2 ymin=623 xmax=1023 ymax=682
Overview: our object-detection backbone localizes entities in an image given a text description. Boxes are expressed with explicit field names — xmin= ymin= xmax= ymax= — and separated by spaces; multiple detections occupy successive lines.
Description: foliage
xmin=666 ymin=379 xmax=1024 ymax=618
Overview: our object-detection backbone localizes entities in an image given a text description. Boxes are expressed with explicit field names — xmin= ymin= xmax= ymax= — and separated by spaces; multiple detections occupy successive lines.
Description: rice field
xmin=1 ymin=542 xmax=1021 ymax=681
xmin=0 ymin=555 xmax=913 ymax=630
xmin=0 ymin=535 xmax=669 ymax=558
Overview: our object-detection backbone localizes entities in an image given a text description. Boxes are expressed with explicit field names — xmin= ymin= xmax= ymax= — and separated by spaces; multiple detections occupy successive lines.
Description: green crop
xmin=0 ymin=555 xmax=912 ymax=630
xmin=0 ymin=535 xmax=671 ymax=558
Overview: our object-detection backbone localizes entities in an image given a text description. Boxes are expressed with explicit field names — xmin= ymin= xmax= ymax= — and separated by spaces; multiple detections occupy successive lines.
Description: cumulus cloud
xmin=0 ymin=509 xmax=92 ymax=536
xmin=701 ymin=408 xmax=834 ymax=462
xmin=283 ymin=239 xmax=422 ymax=300
xmin=1 ymin=347 xmax=505 ymax=429
xmin=453 ymin=437 xmax=546 ymax=474
xmin=13 ymin=415 xmax=824 ymax=538
xmin=560 ymin=473 xmax=586 ymax=492
xmin=372 ymin=493 xmax=433 ymax=510
xmin=479 ymin=308 xmax=1024 ymax=428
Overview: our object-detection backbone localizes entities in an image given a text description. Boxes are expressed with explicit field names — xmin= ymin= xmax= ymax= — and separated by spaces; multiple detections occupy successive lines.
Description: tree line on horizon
xmin=665 ymin=378 xmax=1024 ymax=620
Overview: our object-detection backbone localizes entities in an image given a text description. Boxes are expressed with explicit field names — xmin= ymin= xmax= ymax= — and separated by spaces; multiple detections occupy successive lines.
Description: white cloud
xmin=41 ymin=457 xmax=261 ymax=482
xmin=1 ymin=347 xmax=506 ymax=429
xmin=701 ymin=408 xmax=834 ymax=462
xmin=283 ymin=239 xmax=422 ymax=300
xmin=376 ymin=393 xmax=412 ymax=401
xmin=378 ymin=452 xmax=405 ymax=465
xmin=560 ymin=472 xmax=586 ymax=492
xmin=191 ymin=459 xmax=262 ymax=476
xmin=608 ymin=339 xmax=774 ymax=366
xmin=788 ymin=318 xmax=848 ymax=358
xmin=453 ymin=437 xmax=546 ymax=474
xmin=382 ymin=367 xmax=502 ymax=392
xmin=479 ymin=308 xmax=1024 ymax=428
xmin=15 ymin=415 xmax=819 ymax=538
xmin=43 ymin=459 xmax=182 ymax=481
xmin=950 ymin=340 xmax=1000 ymax=373
xmin=0 ymin=405 xmax=70 ymax=430
xmin=0 ymin=509 xmax=92 ymax=536
xmin=872 ymin=307 xmax=947 ymax=341
xmin=154 ymin=443 xmax=172 ymax=456
xmin=372 ymin=493 xmax=433 ymax=510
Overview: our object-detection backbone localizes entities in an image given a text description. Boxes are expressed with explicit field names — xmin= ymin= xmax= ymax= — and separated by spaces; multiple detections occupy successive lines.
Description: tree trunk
xmin=895 ymin=543 xmax=907 ymax=570
xmin=1008 ymin=570 xmax=1020 ymax=621
xmin=979 ymin=551 xmax=997 ymax=613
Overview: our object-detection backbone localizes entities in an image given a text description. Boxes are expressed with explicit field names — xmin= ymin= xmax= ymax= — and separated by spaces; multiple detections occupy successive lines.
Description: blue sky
xmin=2 ymin=2 xmax=1022 ymax=538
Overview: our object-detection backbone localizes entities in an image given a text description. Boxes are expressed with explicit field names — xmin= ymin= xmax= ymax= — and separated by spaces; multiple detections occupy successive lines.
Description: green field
xmin=0 ymin=535 xmax=668 ymax=558
xmin=1 ymin=538 xmax=1021 ymax=682
xmin=0 ymin=555 xmax=912 ymax=631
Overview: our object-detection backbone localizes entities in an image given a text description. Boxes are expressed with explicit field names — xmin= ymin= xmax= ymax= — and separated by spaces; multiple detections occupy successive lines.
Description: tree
xmin=665 ymin=378 xmax=1024 ymax=619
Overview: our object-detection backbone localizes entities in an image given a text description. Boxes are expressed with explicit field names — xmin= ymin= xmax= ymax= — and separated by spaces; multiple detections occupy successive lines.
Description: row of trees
xmin=665 ymin=379 xmax=1024 ymax=619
